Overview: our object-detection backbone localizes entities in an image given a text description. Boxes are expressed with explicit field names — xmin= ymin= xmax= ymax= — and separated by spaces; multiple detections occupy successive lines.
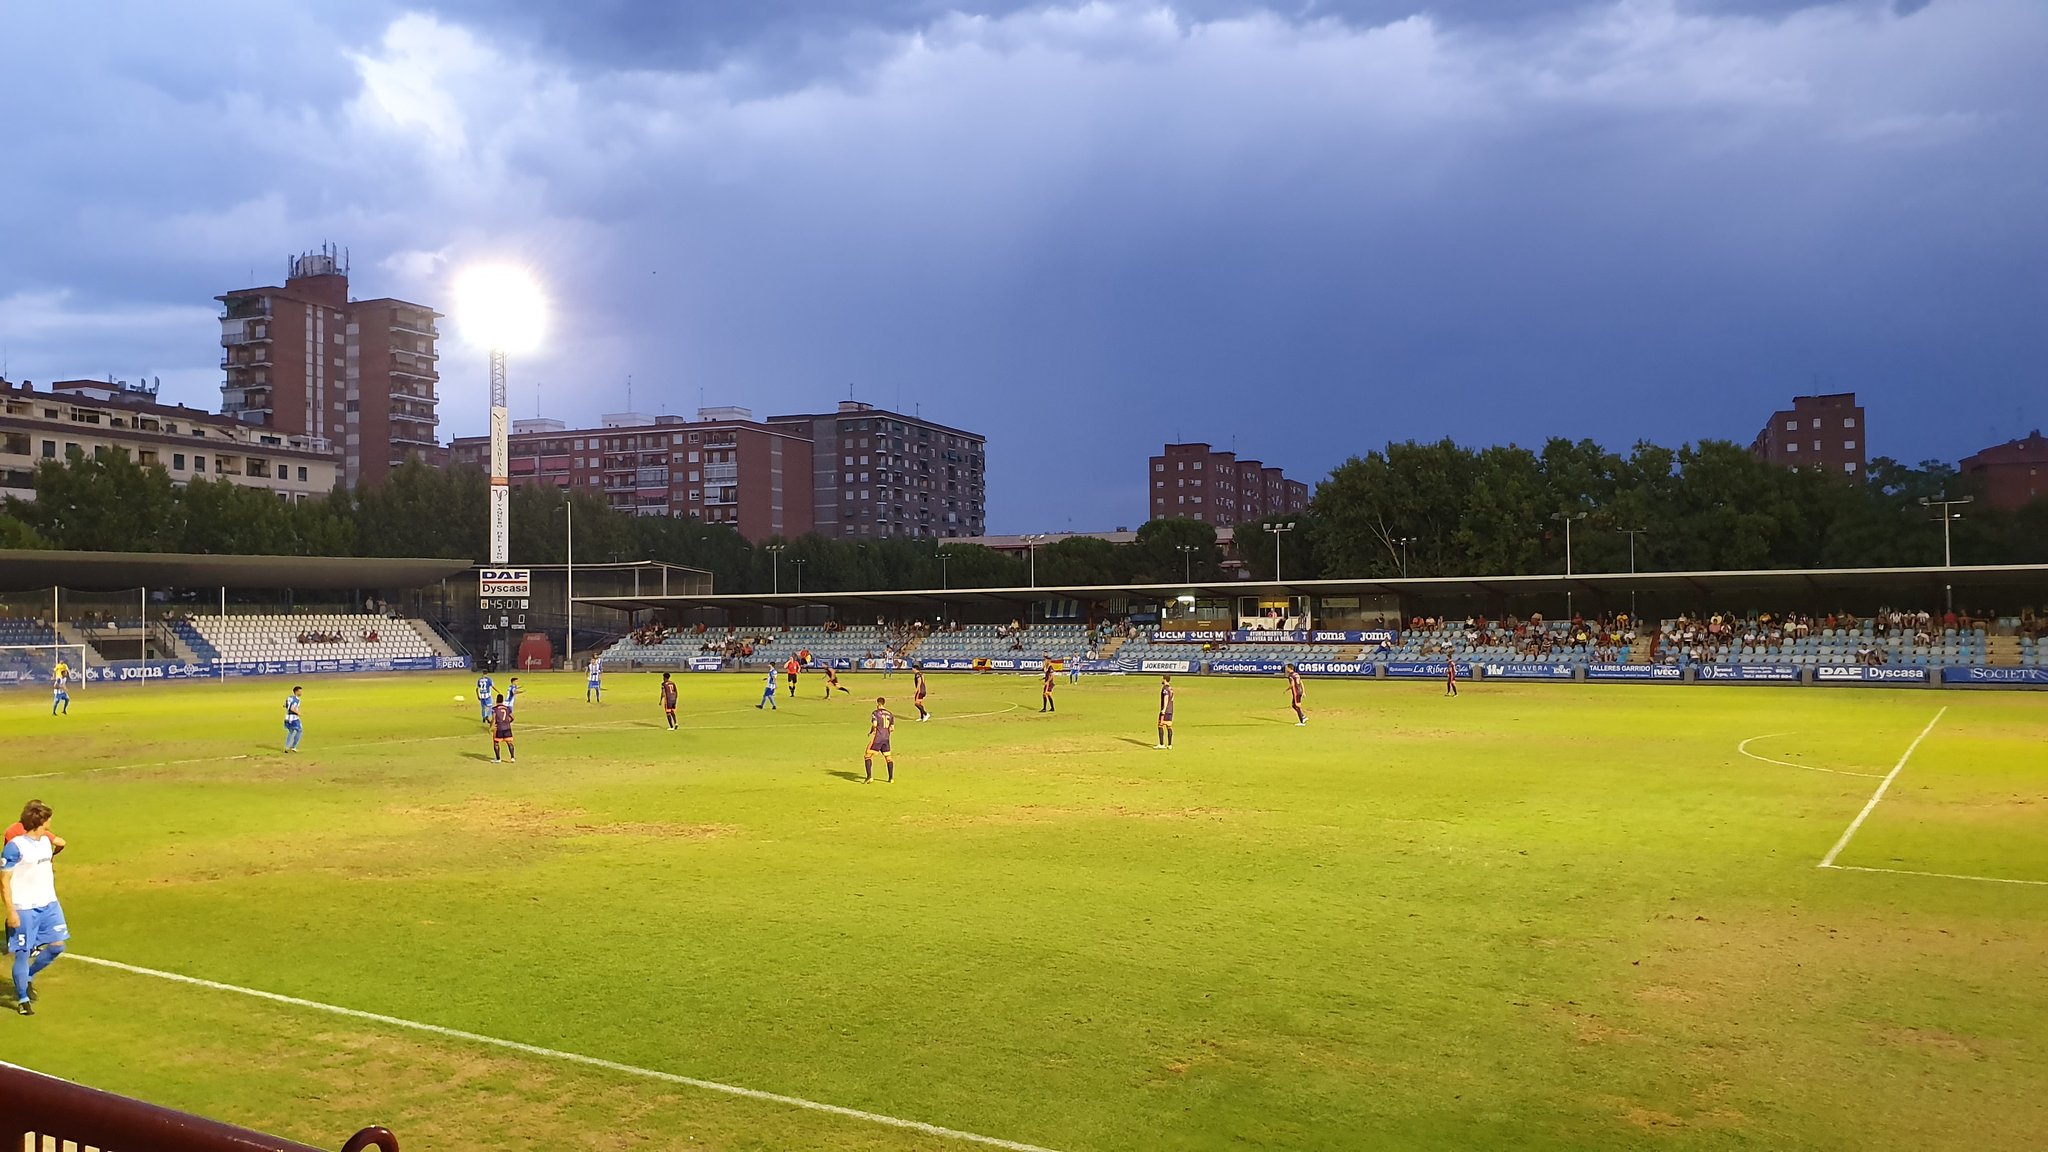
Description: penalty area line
xmin=1736 ymin=733 xmax=1884 ymax=778
xmin=1823 ymin=863 xmax=2048 ymax=887
xmin=71 ymin=955 xmax=1068 ymax=1152
xmin=1817 ymin=706 xmax=1947 ymax=870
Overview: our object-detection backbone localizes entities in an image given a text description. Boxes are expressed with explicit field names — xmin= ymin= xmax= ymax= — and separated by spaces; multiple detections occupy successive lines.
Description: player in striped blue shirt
xmin=283 ymin=686 xmax=303 ymax=752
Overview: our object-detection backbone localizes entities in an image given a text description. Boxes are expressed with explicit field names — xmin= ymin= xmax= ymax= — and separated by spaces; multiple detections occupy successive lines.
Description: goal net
xmin=0 ymin=644 xmax=91 ymax=691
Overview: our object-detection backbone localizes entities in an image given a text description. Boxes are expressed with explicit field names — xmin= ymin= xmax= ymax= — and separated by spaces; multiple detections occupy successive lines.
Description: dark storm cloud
xmin=1 ymin=0 xmax=2042 ymax=532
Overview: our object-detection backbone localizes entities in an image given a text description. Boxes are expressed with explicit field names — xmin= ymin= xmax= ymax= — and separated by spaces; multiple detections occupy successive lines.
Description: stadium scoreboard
xmin=479 ymin=567 xmax=530 ymax=631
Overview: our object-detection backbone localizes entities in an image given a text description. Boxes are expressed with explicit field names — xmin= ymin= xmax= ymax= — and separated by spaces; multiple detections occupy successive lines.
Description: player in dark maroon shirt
xmin=864 ymin=697 xmax=896 ymax=782
xmin=1285 ymin=664 xmax=1306 ymax=725
xmin=1040 ymin=657 xmax=1056 ymax=713
xmin=490 ymin=694 xmax=516 ymax=762
xmin=660 ymin=672 xmax=680 ymax=731
xmin=1155 ymin=676 xmax=1175 ymax=749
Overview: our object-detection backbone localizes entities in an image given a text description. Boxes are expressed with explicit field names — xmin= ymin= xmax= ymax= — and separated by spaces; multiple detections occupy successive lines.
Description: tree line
xmin=1232 ymin=437 xmax=2048 ymax=580
xmin=0 ymin=452 xmax=1227 ymax=593
xmin=2 ymin=438 xmax=2041 ymax=592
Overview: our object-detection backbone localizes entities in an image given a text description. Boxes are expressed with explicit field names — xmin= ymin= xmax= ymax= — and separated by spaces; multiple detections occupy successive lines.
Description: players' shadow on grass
xmin=824 ymin=769 xmax=867 ymax=783
xmin=459 ymin=751 xmax=498 ymax=763
xmin=1113 ymin=736 xmax=1157 ymax=748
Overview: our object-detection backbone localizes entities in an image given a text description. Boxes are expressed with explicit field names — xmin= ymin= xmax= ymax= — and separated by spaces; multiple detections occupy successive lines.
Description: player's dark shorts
xmin=1158 ymin=710 xmax=1174 ymax=723
xmin=493 ymin=725 xmax=514 ymax=739
xmin=869 ymin=733 xmax=892 ymax=754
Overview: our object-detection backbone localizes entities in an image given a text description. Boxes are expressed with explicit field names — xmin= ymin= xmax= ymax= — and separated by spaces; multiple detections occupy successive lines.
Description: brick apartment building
xmin=1147 ymin=442 xmax=1310 ymax=527
xmin=768 ymin=401 xmax=986 ymax=539
xmin=1750 ymin=392 xmax=1866 ymax=479
xmin=450 ymin=408 xmax=813 ymax=539
xmin=451 ymin=399 xmax=985 ymax=542
xmin=1958 ymin=430 xmax=2047 ymax=511
xmin=218 ymin=247 xmax=442 ymax=488
xmin=1 ymin=376 xmax=337 ymax=503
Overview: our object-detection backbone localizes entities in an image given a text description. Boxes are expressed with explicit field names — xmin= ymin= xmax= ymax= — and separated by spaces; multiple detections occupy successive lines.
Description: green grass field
xmin=4 ymin=670 xmax=2045 ymax=1151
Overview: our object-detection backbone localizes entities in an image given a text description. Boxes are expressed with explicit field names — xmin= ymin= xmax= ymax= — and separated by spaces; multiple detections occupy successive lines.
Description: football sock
xmin=11 ymin=951 xmax=29 ymax=1002
xmin=27 ymin=942 xmax=63 ymax=982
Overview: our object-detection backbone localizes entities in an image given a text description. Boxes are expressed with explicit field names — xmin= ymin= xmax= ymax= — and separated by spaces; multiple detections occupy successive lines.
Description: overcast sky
xmin=2 ymin=0 xmax=2042 ymax=531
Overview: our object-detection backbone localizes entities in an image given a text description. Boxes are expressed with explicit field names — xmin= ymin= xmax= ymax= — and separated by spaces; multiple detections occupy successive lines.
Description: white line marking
xmin=1817 ymin=706 xmax=1947 ymax=869
xmin=71 ymin=955 xmax=1066 ymax=1152
xmin=929 ymin=703 xmax=1024 ymax=722
xmin=1736 ymin=733 xmax=1884 ymax=778
xmin=1822 ymin=863 xmax=2048 ymax=887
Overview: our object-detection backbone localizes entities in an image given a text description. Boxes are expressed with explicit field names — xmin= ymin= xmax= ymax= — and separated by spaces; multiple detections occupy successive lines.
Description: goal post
xmin=0 ymin=644 xmax=91 ymax=691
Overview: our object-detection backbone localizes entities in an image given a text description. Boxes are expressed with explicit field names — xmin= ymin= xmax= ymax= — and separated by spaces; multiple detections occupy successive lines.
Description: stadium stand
xmin=598 ymin=608 xmax=2039 ymax=674
xmin=179 ymin=614 xmax=439 ymax=663
xmin=0 ymin=619 xmax=69 ymax=683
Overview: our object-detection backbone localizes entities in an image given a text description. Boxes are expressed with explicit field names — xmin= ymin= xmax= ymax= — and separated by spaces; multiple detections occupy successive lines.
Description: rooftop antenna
xmin=626 ymin=374 xmax=634 ymax=410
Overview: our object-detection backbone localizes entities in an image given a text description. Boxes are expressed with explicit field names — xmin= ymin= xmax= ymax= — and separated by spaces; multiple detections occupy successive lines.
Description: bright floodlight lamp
xmin=452 ymin=265 xmax=548 ymax=566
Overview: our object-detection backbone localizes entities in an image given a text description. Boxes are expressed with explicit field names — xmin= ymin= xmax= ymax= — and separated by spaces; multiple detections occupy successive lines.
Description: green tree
xmin=8 ymin=450 xmax=182 ymax=551
xmin=0 ymin=511 xmax=48 ymax=549
xmin=1129 ymin=519 xmax=1223 ymax=584
xmin=1038 ymin=536 xmax=1126 ymax=586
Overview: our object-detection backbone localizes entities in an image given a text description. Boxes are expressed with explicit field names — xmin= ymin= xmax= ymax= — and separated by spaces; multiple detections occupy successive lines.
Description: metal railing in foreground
xmin=0 ymin=1061 xmax=396 ymax=1152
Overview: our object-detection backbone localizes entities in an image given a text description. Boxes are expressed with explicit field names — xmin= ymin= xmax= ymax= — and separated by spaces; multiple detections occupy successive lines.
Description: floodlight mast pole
xmin=489 ymin=348 xmax=510 ymax=565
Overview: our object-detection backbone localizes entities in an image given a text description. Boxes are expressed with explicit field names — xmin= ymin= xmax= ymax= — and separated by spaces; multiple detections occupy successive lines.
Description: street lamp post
xmin=793 ymin=558 xmax=806 ymax=595
xmin=1264 ymin=522 xmax=1295 ymax=583
xmin=1552 ymin=510 xmax=1589 ymax=618
xmin=1391 ymin=535 xmax=1416 ymax=579
xmin=1615 ymin=527 xmax=1648 ymax=622
xmin=1919 ymin=493 xmax=1972 ymax=614
xmin=765 ymin=544 xmax=786 ymax=595
xmin=936 ymin=547 xmax=952 ymax=590
xmin=1021 ymin=534 xmax=1048 ymax=588
xmin=1176 ymin=544 xmax=1196 ymax=584
xmin=556 ymin=500 xmax=574 ymax=667
xmin=1551 ymin=511 xmax=1590 ymax=576
xmin=1918 ymin=493 xmax=1973 ymax=568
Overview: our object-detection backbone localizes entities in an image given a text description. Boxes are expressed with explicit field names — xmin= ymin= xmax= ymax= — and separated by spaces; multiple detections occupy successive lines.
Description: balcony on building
xmin=221 ymin=297 xmax=272 ymax=321
xmin=221 ymin=386 xmax=273 ymax=416
xmin=389 ymin=314 xmax=439 ymax=338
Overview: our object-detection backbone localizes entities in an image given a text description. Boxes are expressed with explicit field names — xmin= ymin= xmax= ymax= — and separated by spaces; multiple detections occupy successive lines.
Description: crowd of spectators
xmin=1409 ymin=614 xmax=1638 ymax=662
xmin=1648 ymin=608 xmax=1991 ymax=666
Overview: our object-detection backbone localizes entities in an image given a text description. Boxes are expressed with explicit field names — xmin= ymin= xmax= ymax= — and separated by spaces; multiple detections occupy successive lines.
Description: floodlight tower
xmin=453 ymin=265 xmax=547 ymax=567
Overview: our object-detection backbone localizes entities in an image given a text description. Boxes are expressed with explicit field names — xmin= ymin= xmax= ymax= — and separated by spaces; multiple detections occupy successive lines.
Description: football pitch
xmin=4 ymin=671 xmax=2045 ymax=1151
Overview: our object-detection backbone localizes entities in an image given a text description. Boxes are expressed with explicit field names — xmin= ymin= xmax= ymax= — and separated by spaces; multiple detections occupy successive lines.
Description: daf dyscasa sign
xmin=479 ymin=568 xmax=532 ymax=599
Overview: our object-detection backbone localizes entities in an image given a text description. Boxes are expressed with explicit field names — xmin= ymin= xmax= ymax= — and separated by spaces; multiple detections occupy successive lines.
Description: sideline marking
xmin=72 ymin=955 xmax=1067 ymax=1152
xmin=1817 ymin=707 xmax=1947 ymax=870
xmin=1736 ymin=733 xmax=1884 ymax=778
xmin=1827 ymin=863 xmax=2048 ymax=887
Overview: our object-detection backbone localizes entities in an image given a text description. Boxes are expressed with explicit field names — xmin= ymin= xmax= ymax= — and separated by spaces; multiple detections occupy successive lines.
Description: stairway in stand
xmin=1987 ymin=635 xmax=2021 ymax=667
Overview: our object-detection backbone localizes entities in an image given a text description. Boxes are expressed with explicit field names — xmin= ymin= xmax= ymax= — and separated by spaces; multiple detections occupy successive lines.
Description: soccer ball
xmin=453 ymin=695 xmax=465 ymax=702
